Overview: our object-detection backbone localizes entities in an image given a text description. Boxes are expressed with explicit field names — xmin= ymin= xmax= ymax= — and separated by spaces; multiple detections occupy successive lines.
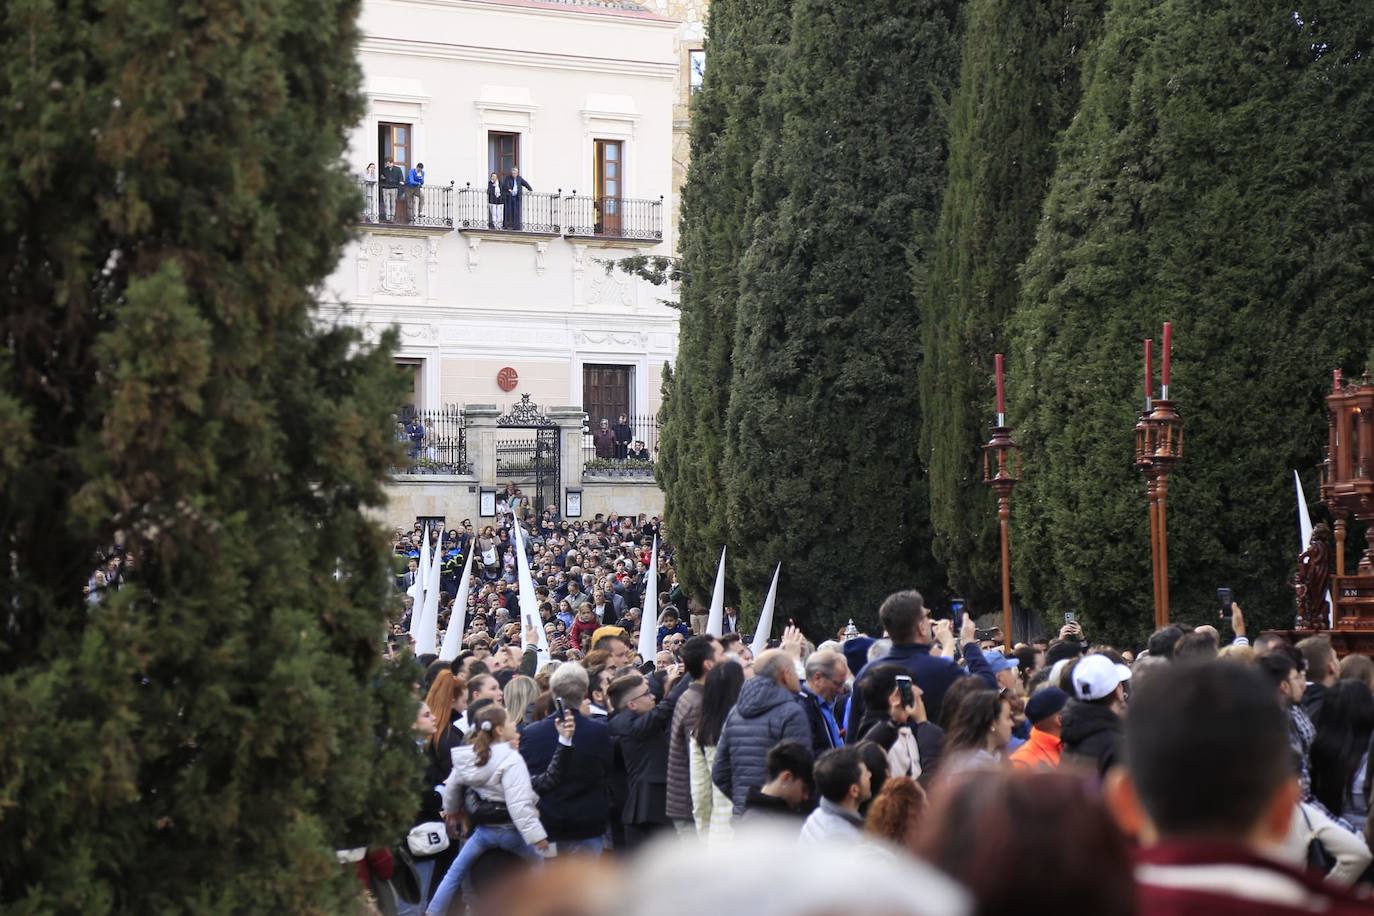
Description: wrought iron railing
xmin=456 ymin=185 xmax=562 ymax=234
xmin=583 ymin=412 xmax=660 ymax=477
xmin=496 ymin=438 xmax=540 ymax=477
xmin=394 ymin=405 xmax=471 ymax=474
xmin=358 ymin=179 xmax=455 ymax=229
xmin=564 ymin=194 xmax=663 ymax=241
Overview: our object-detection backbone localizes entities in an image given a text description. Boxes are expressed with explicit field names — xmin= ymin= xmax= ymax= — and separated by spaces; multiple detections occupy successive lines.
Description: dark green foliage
xmin=919 ymin=0 xmax=1104 ymax=614
xmin=660 ymin=0 xmax=794 ymax=602
xmin=0 ymin=0 xmax=415 ymax=910
xmin=724 ymin=0 xmax=965 ymax=634
xmin=1010 ymin=1 xmax=1374 ymax=646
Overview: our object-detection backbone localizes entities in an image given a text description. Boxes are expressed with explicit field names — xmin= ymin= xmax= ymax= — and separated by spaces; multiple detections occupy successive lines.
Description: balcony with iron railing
xmin=563 ymin=194 xmax=663 ymax=242
xmin=455 ymin=185 xmax=562 ymax=235
xmin=356 ymin=178 xmax=665 ymax=246
xmin=451 ymin=187 xmax=664 ymax=243
xmin=358 ymin=179 xmax=455 ymax=230
xmin=393 ymin=405 xmax=471 ymax=474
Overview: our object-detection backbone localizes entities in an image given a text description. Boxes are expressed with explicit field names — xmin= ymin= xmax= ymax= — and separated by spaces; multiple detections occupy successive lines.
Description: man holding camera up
xmin=845 ymin=590 xmax=996 ymax=736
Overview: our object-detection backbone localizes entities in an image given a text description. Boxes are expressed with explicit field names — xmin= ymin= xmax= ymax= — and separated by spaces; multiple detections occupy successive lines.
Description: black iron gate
xmin=534 ymin=426 xmax=560 ymax=516
xmin=498 ymin=395 xmax=560 ymax=516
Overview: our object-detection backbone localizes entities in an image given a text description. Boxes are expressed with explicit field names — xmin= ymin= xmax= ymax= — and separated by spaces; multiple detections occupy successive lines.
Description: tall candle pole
xmin=983 ymin=354 xmax=1019 ymax=651
xmin=995 ymin=353 xmax=1006 ymax=427
xmin=1161 ymin=321 xmax=1172 ymax=399
xmin=1137 ymin=338 xmax=1162 ymax=626
xmin=1140 ymin=323 xmax=1183 ymax=627
xmin=1144 ymin=338 xmax=1154 ymax=413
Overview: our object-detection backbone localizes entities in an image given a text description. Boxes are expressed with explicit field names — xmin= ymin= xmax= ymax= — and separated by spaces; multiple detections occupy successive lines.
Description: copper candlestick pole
xmin=983 ymin=424 xmax=1021 ymax=651
xmin=1135 ymin=399 xmax=1184 ymax=628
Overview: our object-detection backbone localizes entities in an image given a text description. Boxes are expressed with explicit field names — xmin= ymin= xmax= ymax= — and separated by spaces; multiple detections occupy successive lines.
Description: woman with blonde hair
xmin=503 ymin=675 xmax=540 ymax=731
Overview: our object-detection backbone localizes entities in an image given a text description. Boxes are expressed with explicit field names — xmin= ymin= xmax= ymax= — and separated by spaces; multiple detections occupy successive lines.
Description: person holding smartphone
xmin=850 ymin=664 xmax=944 ymax=783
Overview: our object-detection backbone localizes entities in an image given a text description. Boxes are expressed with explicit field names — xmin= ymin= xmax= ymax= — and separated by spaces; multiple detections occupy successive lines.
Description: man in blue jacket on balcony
xmin=502 ymin=166 xmax=533 ymax=230
xmin=406 ymin=162 xmax=425 ymax=223
xmin=844 ymin=590 xmax=995 ymax=738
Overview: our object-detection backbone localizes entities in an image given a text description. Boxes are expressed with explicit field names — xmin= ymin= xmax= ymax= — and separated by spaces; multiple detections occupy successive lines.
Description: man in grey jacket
xmin=712 ymin=649 xmax=812 ymax=816
xmin=799 ymin=746 xmax=871 ymax=843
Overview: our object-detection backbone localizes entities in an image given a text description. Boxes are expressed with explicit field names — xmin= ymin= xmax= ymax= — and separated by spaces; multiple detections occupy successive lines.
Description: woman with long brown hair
xmin=942 ymin=688 xmax=1013 ymax=774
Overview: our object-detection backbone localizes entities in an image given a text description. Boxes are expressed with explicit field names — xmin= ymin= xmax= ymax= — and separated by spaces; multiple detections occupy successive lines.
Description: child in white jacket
xmin=425 ymin=704 xmax=572 ymax=916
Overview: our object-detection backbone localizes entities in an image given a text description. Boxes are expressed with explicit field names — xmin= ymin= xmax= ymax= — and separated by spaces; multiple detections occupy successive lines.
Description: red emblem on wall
xmin=497 ymin=366 xmax=519 ymax=392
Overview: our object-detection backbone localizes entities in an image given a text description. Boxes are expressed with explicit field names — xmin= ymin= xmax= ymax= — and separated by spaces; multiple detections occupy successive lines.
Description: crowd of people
xmin=354 ymin=508 xmax=1374 ymax=916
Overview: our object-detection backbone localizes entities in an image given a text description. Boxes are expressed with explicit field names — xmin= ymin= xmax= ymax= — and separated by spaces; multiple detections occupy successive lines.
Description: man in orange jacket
xmin=1010 ymin=687 xmax=1068 ymax=769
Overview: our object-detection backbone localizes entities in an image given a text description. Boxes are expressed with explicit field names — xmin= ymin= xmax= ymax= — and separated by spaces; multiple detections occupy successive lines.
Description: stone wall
xmin=378 ymin=475 xmax=665 ymax=528
xmin=376 ymin=400 xmax=666 ymax=529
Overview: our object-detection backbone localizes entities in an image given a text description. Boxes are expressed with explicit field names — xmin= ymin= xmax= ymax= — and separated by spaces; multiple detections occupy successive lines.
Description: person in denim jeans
xmin=426 ymin=705 xmax=573 ymax=916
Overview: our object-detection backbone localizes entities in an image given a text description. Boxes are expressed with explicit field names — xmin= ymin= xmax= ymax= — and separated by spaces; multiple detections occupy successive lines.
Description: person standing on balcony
xmin=361 ymin=163 xmax=377 ymax=222
xmin=502 ymin=166 xmax=533 ymax=231
xmin=629 ymin=440 xmax=651 ymax=462
xmin=406 ymin=162 xmax=425 ymax=223
xmin=380 ymin=159 xmax=404 ymax=222
xmin=407 ymin=416 xmax=426 ymax=460
xmin=613 ymin=414 xmax=633 ymax=460
xmin=487 ymin=172 xmax=504 ymax=229
xmin=593 ymin=418 xmax=616 ymax=460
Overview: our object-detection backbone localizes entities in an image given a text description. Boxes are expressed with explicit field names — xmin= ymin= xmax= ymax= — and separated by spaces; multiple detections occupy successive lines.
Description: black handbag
xmin=1302 ymin=806 xmax=1339 ymax=875
xmin=463 ymin=786 xmax=512 ymax=827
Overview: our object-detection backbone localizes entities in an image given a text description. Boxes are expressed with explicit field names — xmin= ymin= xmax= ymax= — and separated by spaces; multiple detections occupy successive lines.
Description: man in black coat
xmin=380 ymin=159 xmax=405 ymax=222
xmin=502 ymin=166 xmax=534 ymax=230
xmin=606 ymin=666 xmax=689 ymax=850
xmin=612 ymin=414 xmax=633 ymax=460
xmin=520 ymin=664 xmax=613 ymax=856
xmin=1060 ymin=653 xmax=1131 ymax=775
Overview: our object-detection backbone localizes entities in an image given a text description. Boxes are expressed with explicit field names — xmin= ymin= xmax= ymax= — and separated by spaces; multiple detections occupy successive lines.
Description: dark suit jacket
xmin=608 ymin=677 xmax=689 ymax=825
xmin=520 ymin=710 xmax=612 ymax=841
xmin=487 ymin=181 xmax=504 ymax=204
xmin=502 ymin=175 xmax=533 ymax=196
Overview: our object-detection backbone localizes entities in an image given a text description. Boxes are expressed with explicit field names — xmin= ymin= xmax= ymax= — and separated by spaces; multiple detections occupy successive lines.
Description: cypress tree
xmin=919 ymin=0 xmax=1105 ymax=613
xmin=1010 ymin=0 xmax=1374 ymax=645
xmin=660 ymin=0 xmax=794 ymax=602
xmin=0 ymin=1 xmax=415 ymax=909
xmin=725 ymin=0 xmax=965 ymax=634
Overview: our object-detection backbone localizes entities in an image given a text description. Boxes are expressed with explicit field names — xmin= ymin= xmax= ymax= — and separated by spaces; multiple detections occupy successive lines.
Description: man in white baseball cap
xmin=1060 ymin=653 xmax=1132 ymax=775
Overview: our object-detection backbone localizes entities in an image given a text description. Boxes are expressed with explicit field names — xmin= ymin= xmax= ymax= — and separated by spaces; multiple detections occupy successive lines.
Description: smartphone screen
xmin=896 ymin=675 xmax=914 ymax=707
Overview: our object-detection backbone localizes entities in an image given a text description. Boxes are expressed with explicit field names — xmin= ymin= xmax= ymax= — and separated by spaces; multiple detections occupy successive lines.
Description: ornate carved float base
xmin=1269 ymin=573 xmax=1374 ymax=656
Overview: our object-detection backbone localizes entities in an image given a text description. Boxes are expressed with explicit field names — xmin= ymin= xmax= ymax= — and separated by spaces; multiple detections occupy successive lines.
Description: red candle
xmin=1161 ymin=322 xmax=1172 ymax=391
xmin=994 ymin=353 xmax=1006 ymax=416
xmin=1144 ymin=338 xmax=1154 ymax=403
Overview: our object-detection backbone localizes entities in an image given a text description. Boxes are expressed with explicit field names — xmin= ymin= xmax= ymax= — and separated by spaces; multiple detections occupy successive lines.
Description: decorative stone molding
xmin=427 ymin=237 xmax=440 ymax=303
xmin=465 ymin=235 xmax=482 ymax=272
xmin=576 ymin=330 xmax=648 ymax=349
xmin=535 ymin=241 xmax=549 ymax=276
xmin=371 ymin=239 xmax=425 ymax=297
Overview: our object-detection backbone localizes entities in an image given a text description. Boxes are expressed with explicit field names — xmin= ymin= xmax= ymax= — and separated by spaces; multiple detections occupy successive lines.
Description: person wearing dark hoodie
xmin=1061 ymin=654 xmax=1132 ymax=775
xmin=712 ymin=649 xmax=813 ymax=816
xmin=851 ymin=663 xmax=945 ymax=784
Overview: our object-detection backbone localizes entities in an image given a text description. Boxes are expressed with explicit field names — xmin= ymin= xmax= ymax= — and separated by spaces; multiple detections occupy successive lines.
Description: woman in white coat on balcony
xmin=486 ymin=172 xmax=504 ymax=229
